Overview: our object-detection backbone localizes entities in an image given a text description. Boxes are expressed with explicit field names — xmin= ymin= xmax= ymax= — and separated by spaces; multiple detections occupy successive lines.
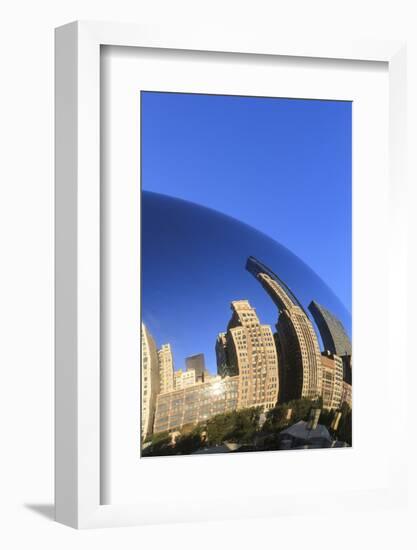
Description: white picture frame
xmin=55 ymin=20 xmax=407 ymax=529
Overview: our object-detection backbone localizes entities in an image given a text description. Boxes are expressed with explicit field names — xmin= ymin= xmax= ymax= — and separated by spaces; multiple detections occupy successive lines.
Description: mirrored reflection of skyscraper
xmin=308 ymin=300 xmax=352 ymax=385
xmin=215 ymin=333 xmax=231 ymax=378
xmin=141 ymin=323 xmax=160 ymax=441
xmin=308 ymin=300 xmax=351 ymax=356
xmin=246 ymin=256 xmax=323 ymax=403
xmin=216 ymin=299 xmax=279 ymax=410
xmin=158 ymin=343 xmax=174 ymax=394
xmin=185 ymin=353 xmax=205 ymax=383
xmin=321 ymin=351 xmax=344 ymax=410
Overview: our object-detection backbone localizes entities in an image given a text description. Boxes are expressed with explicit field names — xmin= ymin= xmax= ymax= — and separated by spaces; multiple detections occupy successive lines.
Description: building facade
xmin=308 ymin=300 xmax=352 ymax=356
xmin=202 ymin=371 xmax=216 ymax=384
xmin=308 ymin=300 xmax=352 ymax=385
xmin=141 ymin=323 xmax=160 ymax=440
xmin=216 ymin=300 xmax=279 ymax=411
xmin=185 ymin=353 xmax=206 ymax=383
xmin=174 ymin=369 xmax=196 ymax=390
xmin=215 ymin=332 xmax=231 ymax=378
xmin=246 ymin=257 xmax=323 ymax=403
xmin=341 ymin=353 xmax=352 ymax=385
xmin=321 ymin=351 xmax=344 ymax=410
xmin=341 ymin=381 xmax=352 ymax=408
xmin=153 ymin=376 xmax=239 ymax=433
xmin=158 ymin=343 xmax=174 ymax=394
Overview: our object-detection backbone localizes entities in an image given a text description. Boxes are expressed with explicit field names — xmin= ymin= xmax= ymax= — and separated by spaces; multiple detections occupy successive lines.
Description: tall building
xmin=141 ymin=323 xmax=160 ymax=441
xmin=185 ymin=353 xmax=206 ymax=383
xmin=215 ymin=333 xmax=231 ymax=378
xmin=216 ymin=300 xmax=279 ymax=411
xmin=342 ymin=354 xmax=352 ymax=385
xmin=308 ymin=300 xmax=352 ymax=356
xmin=321 ymin=351 xmax=343 ymax=410
xmin=308 ymin=300 xmax=352 ymax=384
xmin=153 ymin=376 xmax=239 ymax=433
xmin=174 ymin=369 xmax=196 ymax=390
xmin=158 ymin=343 xmax=174 ymax=394
xmin=246 ymin=256 xmax=323 ymax=402
xmin=341 ymin=381 xmax=352 ymax=408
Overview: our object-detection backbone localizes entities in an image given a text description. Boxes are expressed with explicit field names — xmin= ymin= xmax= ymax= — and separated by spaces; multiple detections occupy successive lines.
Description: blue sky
xmin=141 ymin=92 xmax=352 ymax=372
xmin=141 ymin=91 xmax=352 ymax=311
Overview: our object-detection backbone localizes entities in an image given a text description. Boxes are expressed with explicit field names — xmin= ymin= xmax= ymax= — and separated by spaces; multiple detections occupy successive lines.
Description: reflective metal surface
xmin=142 ymin=191 xmax=351 ymax=373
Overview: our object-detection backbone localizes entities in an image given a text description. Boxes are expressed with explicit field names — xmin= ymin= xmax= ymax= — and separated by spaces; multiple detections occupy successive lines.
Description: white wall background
xmin=0 ymin=1 xmax=416 ymax=548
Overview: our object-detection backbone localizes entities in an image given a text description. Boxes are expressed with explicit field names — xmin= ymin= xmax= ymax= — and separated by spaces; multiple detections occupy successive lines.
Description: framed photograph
xmin=55 ymin=21 xmax=407 ymax=528
xmin=137 ymin=92 xmax=353 ymax=458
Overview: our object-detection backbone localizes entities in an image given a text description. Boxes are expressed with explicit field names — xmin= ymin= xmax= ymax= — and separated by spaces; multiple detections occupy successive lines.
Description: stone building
xmin=141 ymin=323 xmax=160 ymax=440
xmin=321 ymin=351 xmax=344 ymax=410
xmin=158 ymin=343 xmax=174 ymax=394
xmin=216 ymin=299 xmax=279 ymax=411
xmin=246 ymin=257 xmax=323 ymax=402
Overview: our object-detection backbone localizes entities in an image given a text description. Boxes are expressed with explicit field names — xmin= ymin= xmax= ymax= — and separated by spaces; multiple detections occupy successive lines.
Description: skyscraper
xmin=216 ymin=300 xmax=279 ymax=410
xmin=216 ymin=332 xmax=232 ymax=378
xmin=141 ymin=323 xmax=160 ymax=441
xmin=185 ymin=353 xmax=205 ymax=383
xmin=321 ymin=351 xmax=343 ymax=410
xmin=308 ymin=300 xmax=351 ymax=356
xmin=158 ymin=343 xmax=174 ymax=394
xmin=308 ymin=300 xmax=352 ymax=384
xmin=246 ymin=257 xmax=323 ymax=402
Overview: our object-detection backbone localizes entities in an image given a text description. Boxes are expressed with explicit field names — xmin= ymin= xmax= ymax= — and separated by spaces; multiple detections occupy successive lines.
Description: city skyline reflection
xmin=142 ymin=191 xmax=351 ymax=374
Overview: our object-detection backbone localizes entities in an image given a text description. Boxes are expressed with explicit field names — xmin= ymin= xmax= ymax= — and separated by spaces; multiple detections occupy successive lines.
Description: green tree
xmin=175 ymin=426 xmax=205 ymax=454
xmin=206 ymin=407 xmax=262 ymax=445
xmin=264 ymin=397 xmax=322 ymax=433
xmin=142 ymin=431 xmax=174 ymax=457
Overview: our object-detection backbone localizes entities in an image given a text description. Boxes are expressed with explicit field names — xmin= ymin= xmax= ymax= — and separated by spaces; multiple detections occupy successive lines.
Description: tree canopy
xmin=142 ymin=397 xmax=352 ymax=456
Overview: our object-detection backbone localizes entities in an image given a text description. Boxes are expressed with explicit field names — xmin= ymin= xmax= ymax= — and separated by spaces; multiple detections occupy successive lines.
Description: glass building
xmin=153 ymin=376 xmax=239 ymax=434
